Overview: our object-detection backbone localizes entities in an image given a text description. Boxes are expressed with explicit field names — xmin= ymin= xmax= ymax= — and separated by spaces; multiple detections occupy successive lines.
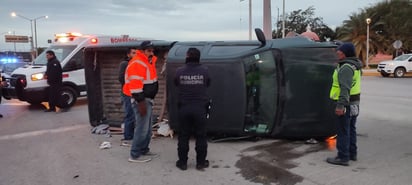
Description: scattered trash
xmin=152 ymin=119 xmax=174 ymax=138
xmin=99 ymin=141 xmax=112 ymax=149
xmin=91 ymin=124 xmax=110 ymax=135
xmin=305 ymin=138 xmax=318 ymax=144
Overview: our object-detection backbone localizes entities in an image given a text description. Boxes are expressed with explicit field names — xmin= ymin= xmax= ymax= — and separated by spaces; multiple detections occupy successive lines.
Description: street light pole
xmin=33 ymin=16 xmax=48 ymax=57
xmin=366 ymin=18 xmax=371 ymax=69
xmin=11 ymin=12 xmax=47 ymax=59
xmin=282 ymin=0 xmax=285 ymax=38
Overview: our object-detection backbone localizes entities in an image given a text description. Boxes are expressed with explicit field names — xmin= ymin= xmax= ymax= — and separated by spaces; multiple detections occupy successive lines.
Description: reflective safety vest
xmin=329 ymin=63 xmax=361 ymax=101
xmin=123 ymin=51 xmax=158 ymax=98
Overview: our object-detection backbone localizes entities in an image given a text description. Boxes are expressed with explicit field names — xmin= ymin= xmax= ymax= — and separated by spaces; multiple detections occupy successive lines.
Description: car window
xmin=1 ymin=63 xmax=27 ymax=75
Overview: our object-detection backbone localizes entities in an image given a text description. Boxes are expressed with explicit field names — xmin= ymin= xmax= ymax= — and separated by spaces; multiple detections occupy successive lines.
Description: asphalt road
xmin=0 ymin=76 xmax=411 ymax=185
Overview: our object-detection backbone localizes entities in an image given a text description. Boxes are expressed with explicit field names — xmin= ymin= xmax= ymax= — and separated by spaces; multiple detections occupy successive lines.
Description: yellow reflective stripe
xmin=130 ymin=89 xmax=143 ymax=93
xmin=128 ymin=75 xmax=144 ymax=80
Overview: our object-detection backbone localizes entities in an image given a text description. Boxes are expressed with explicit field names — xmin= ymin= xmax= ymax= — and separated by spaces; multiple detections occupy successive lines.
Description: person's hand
xmin=335 ymin=107 xmax=346 ymax=116
xmin=138 ymin=101 xmax=147 ymax=116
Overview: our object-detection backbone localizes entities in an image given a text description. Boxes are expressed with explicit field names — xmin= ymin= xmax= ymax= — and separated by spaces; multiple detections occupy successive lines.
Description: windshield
xmin=1 ymin=62 xmax=27 ymax=75
xmin=32 ymin=45 xmax=77 ymax=65
xmin=394 ymin=54 xmax=412 ymax=61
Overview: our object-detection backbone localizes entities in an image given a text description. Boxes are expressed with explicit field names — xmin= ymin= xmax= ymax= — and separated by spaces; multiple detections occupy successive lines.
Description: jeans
xmin=130 ymin=99 xmax=153 ymax=158
xmin=177 ymin=103 xmax=208 ymax=164
xmin=336 ymin=105 xmax=359 ymax=161
xmin=121 ymin=93 xmax=134 ymax=140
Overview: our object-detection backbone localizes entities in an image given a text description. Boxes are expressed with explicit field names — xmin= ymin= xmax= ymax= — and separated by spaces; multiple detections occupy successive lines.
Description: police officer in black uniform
xmin=45 ymin=50 xmax=63 ymax=112
xmin=174 ymin=48 xmax=211 ymax=171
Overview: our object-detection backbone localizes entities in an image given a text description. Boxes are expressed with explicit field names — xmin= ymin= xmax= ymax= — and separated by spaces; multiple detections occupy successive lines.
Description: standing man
xmin=174 ymin=48 xmax=211 ymax=171
xmin=119 ymin=48 xmax=137 ymax=147
xmin=124 ymin=41 xmax=158 ymax=163
xmin=0 ymin=76 xmax=6 ymax=118
xmin=327 ymin=43 xmax=362 ymax=166
xmin=45 ymin=50 xmax=63 ymax=112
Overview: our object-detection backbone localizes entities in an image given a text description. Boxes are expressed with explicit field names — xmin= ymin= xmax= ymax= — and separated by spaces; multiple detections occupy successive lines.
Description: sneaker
xmin=326 ymin=157 xmax=349 ymax=166
xmin=196 ymin=160 xmax=209 ymax=170
xmin=176 ymin=160 xmax=187 ymax=171
xmin=120 ymin=140 xmax=132 ymax=147
xmin=44 ymin=109 xmax=56 ymax=112
xmin=143 ymin=151 xmax=159 ymax=158
xmin=128 ymin=156 xmax=151 ymax=163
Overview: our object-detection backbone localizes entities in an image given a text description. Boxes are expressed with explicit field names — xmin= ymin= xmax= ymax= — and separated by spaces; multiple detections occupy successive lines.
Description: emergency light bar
xmin=54 ymin=32 xmax=83 ymax=43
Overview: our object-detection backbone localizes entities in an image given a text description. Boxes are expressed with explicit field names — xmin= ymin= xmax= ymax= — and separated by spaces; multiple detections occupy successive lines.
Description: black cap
xmin=337 ymin=43 xmax=356 ymax=57
xmin=140 ymin=40 xmax=154 ymax=50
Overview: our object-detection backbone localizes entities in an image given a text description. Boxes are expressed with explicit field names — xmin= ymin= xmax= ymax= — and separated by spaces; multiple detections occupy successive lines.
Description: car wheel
xmin=380 ymin=72 xmax=390 ymax=77
xmin=394 ymin=67 xmax=406 ymax=78
xmin=57 ymin=86 xmax=77 ymax=108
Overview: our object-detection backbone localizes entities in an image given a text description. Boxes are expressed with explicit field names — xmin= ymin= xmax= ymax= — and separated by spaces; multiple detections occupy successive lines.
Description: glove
xmin=138 ymin=101 xmax=147 ymax=116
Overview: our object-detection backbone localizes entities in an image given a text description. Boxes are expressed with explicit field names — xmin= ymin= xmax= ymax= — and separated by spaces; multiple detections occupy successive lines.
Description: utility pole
xmin=263 ymin=0 xmax=272 ymax=39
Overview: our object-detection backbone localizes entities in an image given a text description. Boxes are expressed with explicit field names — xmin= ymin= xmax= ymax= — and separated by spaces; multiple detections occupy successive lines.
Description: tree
xmin=273 ymin=6 xmax=336 ymax=41
xmin=337 ymin=0 xmax=412 ymax=66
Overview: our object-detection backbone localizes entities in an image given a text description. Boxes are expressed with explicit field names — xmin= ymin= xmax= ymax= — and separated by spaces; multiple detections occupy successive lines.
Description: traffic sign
xmin=392 ymin=40 xmax=403 ymax=49
xmin=4 ymin=35 xmax=29 ymax=43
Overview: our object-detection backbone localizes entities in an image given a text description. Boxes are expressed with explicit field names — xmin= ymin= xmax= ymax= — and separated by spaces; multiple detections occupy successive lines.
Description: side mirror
xmin=255 ymin=28 xmax=266 ymax=47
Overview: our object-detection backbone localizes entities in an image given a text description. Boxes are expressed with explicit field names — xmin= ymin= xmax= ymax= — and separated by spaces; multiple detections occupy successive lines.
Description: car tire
xmin=57 ymin=86 xmax=77 ymax=108
xmin=394 ymin=67 xmax=406 ymax=78
xmin=380 ymin=72 xmax=390 ymax=77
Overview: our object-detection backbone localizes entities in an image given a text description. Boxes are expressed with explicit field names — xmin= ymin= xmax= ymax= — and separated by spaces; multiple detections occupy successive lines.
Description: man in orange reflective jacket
xmin=123 ymin=41 xmax=158 ymax=163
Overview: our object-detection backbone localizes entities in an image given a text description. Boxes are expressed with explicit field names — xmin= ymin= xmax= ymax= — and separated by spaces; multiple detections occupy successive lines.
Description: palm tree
xmin=337 ymin=0 xmax=412 ymax=66
xmin=337 ymin=10 xmax=375 ymax=67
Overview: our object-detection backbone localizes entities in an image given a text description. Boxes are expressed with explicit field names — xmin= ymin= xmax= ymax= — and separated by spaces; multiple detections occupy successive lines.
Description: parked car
xmin=377 ymin=54 xmax=412 ymax=77
xmin=1 ymin=62 xmax=28 ymax=77
xmin=1 ymin=62 xmax=28 ymax=100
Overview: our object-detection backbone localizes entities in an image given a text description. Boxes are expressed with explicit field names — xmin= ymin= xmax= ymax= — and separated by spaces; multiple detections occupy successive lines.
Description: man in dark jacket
xmin=45 ymin=50 xmax=63 ymax=112
xmin=327 ymin=43 xmax=362 ymax=166
xmin=174 ymin=48 xmax=211 ymax=171
xmin=118 ymin=48 xmax=136 ymax=146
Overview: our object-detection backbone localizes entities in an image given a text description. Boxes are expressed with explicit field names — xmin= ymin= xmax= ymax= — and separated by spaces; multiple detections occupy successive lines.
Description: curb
xmin=362 ymin=71 xmax=380 ymax=77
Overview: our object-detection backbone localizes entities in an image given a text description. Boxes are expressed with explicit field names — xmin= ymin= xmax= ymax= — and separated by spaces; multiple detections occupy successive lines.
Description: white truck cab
xmin=377 ymin=54 xmax=412 ymax=78
xmin=2 ymin=32 xmax=140 ymax=107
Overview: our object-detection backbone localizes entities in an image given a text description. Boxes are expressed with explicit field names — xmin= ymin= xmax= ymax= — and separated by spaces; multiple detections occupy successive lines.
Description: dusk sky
xmin=1 ymin=0 xmax=382 ymax=51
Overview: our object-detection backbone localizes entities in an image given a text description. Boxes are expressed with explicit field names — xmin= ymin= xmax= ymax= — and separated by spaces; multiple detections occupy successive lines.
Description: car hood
xmin=12 ymin=65 xmax=46 ymax=76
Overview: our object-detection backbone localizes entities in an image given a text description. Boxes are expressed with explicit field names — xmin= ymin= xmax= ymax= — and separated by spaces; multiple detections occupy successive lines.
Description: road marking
xmin=0 ymin=124 xmax=88 ymax=141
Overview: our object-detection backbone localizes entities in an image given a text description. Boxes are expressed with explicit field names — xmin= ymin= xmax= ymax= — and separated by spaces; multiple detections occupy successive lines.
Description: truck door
xmin=408 ymin=56 xmax=412 ymax=72
xmin=243 ymin=50 xmax=279 ymax=134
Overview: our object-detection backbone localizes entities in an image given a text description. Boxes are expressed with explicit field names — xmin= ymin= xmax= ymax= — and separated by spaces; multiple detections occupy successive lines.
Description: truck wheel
xmin=380 ymin=72 xmax=390 ymax=77
xmin=57 ymin=86 xmax=77 ymax=108
xmin=394 ymin=67 xmax=406 ymax=78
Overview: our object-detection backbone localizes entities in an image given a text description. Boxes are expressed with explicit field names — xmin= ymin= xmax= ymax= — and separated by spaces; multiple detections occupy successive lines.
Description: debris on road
xmin=99 ymin=141 xmax=112 ymax=149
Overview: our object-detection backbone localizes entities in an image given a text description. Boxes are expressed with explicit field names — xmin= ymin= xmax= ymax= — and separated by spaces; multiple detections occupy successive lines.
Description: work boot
xmin=176 ymin=160 xmax=187 ymax=171
xmin=326 ymin=157 xmax=349 ymax=166
xmin=196 ymin=160 xmax=209 ymax=170
xmin=350 ymin=156 xmax=357 ymax=161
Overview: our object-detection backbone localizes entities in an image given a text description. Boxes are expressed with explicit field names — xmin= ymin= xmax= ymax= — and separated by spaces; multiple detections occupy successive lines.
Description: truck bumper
xmin=2 ymin=86 xmax=47 ymax=103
